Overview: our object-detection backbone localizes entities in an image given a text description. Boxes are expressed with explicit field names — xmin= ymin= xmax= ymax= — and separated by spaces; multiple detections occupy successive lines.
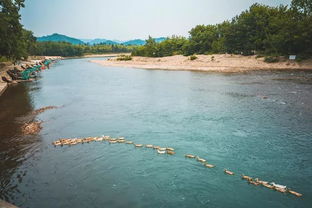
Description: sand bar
xmin=91 ymin=54 xmax=312 ymax=72
xmin=83 ymin=53 xmax=130 ymax=58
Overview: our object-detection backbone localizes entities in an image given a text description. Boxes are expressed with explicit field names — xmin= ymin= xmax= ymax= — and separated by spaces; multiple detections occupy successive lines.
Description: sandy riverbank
xmin=91 ymin=54 xmax=312 ymax=72
xmin=83 ymin=53 xmax=130 ymax=58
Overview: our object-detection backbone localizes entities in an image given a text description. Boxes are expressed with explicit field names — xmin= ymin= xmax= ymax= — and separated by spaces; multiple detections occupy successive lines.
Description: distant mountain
xmin=154 ymin=37 xmax=167 ymax=43
xmin=112 ymin=39 xmax=123 ymax=44
xmin=123 ymin=37 xmax=167 ymax=46
xmin=37 ymin=33 xmax=84 ymax=45
xmin=37 ymin=34 xmax=167 ymax=46
xmin=123 ymin=39 xmax=146 ymax=46
xmin=80 ymin=39 xmax=93 ymax=43
xmin=84 ymin=39 xmax=119 ymax=45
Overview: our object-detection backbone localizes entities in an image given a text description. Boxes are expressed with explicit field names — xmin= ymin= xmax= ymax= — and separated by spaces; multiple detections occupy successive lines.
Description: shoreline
xmin=0 ymin=82 xmax=8 ymax=96
xmin=0 ymin=56 xmax=62 ymax=97
xmin=91 ymin=54 xmax=312 ymax=73
xmin=82 ymin=53 xmax=130 ymax=58
xmin=61 ymin=53 xmax=130 ymax=60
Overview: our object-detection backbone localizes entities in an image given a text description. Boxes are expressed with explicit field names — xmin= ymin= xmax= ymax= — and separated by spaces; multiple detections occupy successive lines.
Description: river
xmin=0 ymin=57 xmax=311 ymax=208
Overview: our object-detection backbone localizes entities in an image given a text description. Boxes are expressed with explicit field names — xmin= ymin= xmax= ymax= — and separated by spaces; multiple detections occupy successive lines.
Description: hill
xmin=37 ymin=33 xmax=84 ymax=45
xmin=37 ymin=34 xmax=167 ymax=46
xmin=84 ymin=39 xmax=119 ymax=45
xmin=154 ymin=37 xmax=167 ymax=43
xmin=123 ymin=37 xmax=167 ymax=46
xmin=123 ymin=39 xmax=146 ymax=46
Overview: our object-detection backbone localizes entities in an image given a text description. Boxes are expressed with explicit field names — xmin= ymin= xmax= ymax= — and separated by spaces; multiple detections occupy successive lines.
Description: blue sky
xmin=21 ymin=0 xmax=291 ymax=40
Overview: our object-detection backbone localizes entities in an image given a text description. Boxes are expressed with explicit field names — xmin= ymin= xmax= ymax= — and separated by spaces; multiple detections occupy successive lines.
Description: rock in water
xmin=22 ymin=121 xmax=42 ymax=135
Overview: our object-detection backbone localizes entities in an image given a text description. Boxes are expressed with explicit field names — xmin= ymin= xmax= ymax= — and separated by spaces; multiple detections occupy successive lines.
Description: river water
xmin=0 ymin=57 xmax=312 ymax=208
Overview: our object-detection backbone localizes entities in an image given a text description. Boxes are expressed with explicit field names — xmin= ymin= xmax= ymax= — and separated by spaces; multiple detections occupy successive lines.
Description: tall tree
xmin=187 ymin=25 xmax=218 ymax=54
xmin=0 ymin=0 xmax=34 ymax=60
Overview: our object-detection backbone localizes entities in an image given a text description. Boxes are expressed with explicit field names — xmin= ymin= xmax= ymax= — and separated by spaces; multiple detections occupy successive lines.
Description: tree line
xmin=133 ymin=0 xmax=312 ymax=59
xmin=1 ymin=0 xmax=311 ymax=61
xmin=31 ymin=42 xmax=135 ymax=57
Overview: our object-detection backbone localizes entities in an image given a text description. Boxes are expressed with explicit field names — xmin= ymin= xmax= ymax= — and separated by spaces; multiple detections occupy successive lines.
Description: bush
xmin=296 ymin=54 xmax=311 ymax=62
xmin=264 ymin=56 xmax=279 ymax=63
xmin=189 ymin=55 xmax=198 ymax=61
xmin=117 ymin=55 xmax=132 ymax=61
xmin=0 ymin=56 xmax=11 ymax=62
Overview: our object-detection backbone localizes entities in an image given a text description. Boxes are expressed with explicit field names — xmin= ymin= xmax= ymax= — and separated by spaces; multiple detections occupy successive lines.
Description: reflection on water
xmin=0 ymin=59 xmax=312 ymax=208
xmin=0 ymin=84 xmax=41 ymax=202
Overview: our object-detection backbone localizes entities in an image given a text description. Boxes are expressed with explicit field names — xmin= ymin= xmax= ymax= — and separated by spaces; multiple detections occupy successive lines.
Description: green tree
xmin=158 ymin=36 xmax=188 ymax=56
xmin=132 ymin=1 xmax=312 ymax=58
xmin=0 ymin=0 xmax=34 ymax=60
xmin=291 ymin=0 xmax=312 ymax=15
xmin=187 ymin=25 xmax=218 ymax=54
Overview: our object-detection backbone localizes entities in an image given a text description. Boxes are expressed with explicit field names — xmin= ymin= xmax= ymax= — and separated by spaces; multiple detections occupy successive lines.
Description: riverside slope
xmin=91 ymin=54 xmax=312 ymax=72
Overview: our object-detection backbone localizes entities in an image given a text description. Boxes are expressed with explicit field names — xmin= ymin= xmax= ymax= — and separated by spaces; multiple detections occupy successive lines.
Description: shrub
xmin=264 ymin=56 xmax=279 ymax=63
xmin=117 ymin=55 xmax=132 ymax=61
xmin=0 ymin=56 xmax=11 ymax=62
xmin=296 ymin=54 xmax=311 ymax=62
xmin=189 ymin=55 xmax=198 ymax=61
xmin=211 ymin=56 xmax=215 ymax=61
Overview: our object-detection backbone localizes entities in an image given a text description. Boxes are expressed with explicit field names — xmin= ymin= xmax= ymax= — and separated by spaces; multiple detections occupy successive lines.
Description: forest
xmin=132 ymin=0 xmax=312 ymax=59
xmin=1 ymin=0 xmax=311 ymax=60
xmin=32 ymin=42 xmax=135 ymax=57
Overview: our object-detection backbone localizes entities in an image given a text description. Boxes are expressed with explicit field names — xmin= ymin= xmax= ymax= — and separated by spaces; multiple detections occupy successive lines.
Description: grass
xmin=117 ymin=55 xmax=132 ymax=61
xmin=264 ymin=56 xmax=279 ymax=63
xmin=189 ymin=55 xmax=198 ymax=61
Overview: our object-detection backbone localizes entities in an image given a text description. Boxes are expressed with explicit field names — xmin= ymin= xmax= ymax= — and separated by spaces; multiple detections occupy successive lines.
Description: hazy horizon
xmin=21 ymin=0 xmax=291 ymax=40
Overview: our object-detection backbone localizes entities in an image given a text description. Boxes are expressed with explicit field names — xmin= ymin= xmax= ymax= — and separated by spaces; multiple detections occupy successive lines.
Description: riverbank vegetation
xmin=31 ymin=42 xmax=135 ymax=57
xmin=132 ymin=0 xmax=312 ymax=60
xmin=116 ymin=54 xmax=132 ymax=61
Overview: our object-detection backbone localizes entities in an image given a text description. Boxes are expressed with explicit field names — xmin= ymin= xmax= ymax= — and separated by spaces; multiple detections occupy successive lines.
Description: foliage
xmin=116 ymin=55 xmax=132 ymax=61
xmin=264 ymin=56 xmax=280 ymax=63
xmin=186 ymin=25 xmax=218 ymax=55
xmin=31 ymin=42 xmax=135 ymax=57
xmin=132 ymin=36 xmax=188 ymax=57
xmin=131 ymin=0 xmax=312 ymax=59
xmin=255 ymin=55 xmax=264 ymax=58
xmin=291 ymin=0 xmax=312 ymax=15
xmin=0 ymin=56 xmax=10 ymax=62
xmin=31 ymin=42 xmax=84 ymax=57
xmin=189 ymin=55 xmax=198 ymax=61
xmin=0 ymin=0 xmax=36 ymax=60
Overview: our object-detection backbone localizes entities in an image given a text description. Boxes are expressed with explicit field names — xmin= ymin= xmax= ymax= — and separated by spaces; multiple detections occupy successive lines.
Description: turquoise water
xmin=0 ymin=58 xmax=312 ymax=208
